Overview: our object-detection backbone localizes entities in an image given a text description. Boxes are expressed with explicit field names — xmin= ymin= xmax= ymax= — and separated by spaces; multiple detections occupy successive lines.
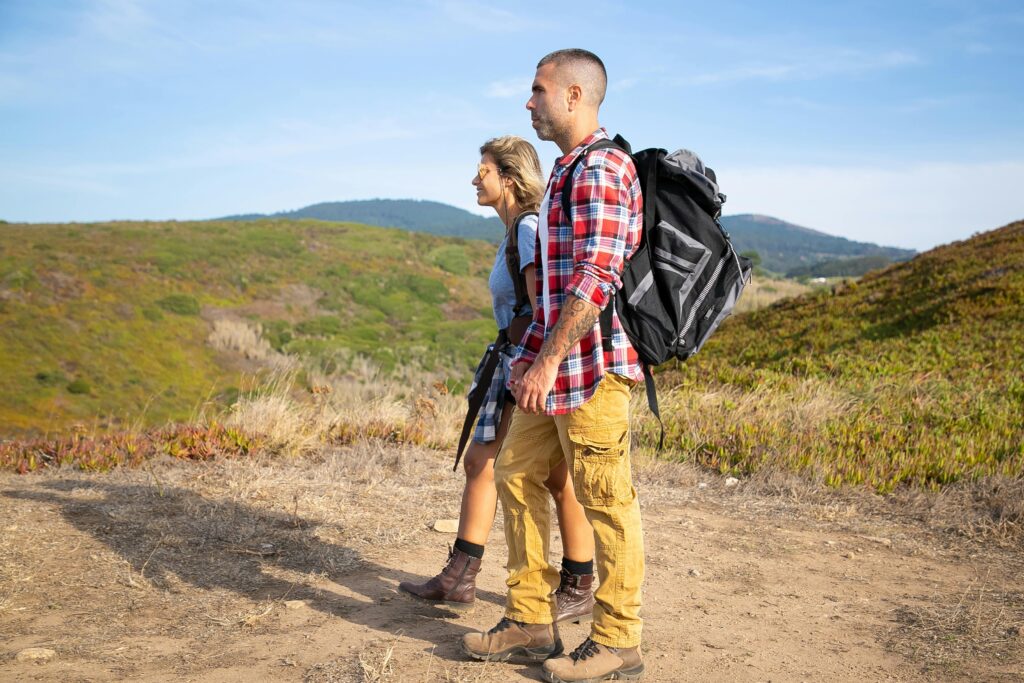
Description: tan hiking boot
xmin=398 ymin=546 xmax=481 ymax=609
xmin=553 ymin=567 xmax=595 ymax=625
xmin=542 ymin=637 xmax=644 ymax=682
xmin=462 ymin=617 xmax=563 ymax=662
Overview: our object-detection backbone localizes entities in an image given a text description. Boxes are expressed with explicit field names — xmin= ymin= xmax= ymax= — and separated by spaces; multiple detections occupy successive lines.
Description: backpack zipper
xmin=677 ymin=257 xmax=724 ymax=348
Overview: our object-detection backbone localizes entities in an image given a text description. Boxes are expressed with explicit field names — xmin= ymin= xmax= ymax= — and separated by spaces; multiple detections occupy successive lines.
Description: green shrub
xmin=262 ymin=320 xmax=293 ymax=350
xmin=142 ymin=307 xmax=164 ymax=322
xmin=296 ymin=315 xmax=343 ymax=336
xmin=404 ymin=274 xmax=448 ymax=305
xmin=35 ymin=370 xmax=67 ymax=386
xmin=156 ymin=294 xmax=200 ymax=315
xmin=66 ymin=379 xmax=91 ymax=395
xmin=430 ymin=245 xmax=471 ymax=275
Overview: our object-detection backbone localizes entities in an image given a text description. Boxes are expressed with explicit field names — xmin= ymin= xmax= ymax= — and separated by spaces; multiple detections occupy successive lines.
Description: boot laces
xmin=487 ymin=617 xmax=516 ymax=635
xmin=570 ymin=637 xmax=601 ymax=662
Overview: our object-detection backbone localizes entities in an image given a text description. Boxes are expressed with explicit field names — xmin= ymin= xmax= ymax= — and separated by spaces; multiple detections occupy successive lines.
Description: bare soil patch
xmin=1 ymin=446 xmax=1021 ymax=682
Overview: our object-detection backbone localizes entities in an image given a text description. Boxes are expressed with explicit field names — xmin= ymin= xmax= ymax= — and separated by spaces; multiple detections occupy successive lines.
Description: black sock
xmin=562 ymin=557 xmax=594 ymax=576
xmin=454 ymin=538 xmax=485 ymax=559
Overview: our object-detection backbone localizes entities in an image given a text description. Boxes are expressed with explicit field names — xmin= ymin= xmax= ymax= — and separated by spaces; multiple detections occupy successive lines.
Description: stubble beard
xmin=533 ymin=116 xmax=570 ymax=147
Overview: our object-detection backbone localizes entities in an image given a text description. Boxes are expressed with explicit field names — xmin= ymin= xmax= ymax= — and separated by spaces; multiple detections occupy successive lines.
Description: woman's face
xmin=472 ymin=152 xmax=506 ymax=209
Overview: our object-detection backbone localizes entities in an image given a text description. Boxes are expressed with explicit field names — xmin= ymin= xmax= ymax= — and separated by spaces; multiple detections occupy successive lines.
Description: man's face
xmin=526 ymin=63 xmax=569 ymax=142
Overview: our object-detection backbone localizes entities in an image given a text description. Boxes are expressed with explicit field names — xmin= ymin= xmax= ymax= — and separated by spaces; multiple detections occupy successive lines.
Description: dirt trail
xmin=1 ymin=445 xmax=1021 ymax=682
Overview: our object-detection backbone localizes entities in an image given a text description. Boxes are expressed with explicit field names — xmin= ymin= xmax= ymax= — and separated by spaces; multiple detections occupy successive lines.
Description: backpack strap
xmin=642 ymin=364 xmax=665 ymax=450
xmin=505 ymin=211 xmax=538 ymax=317
xmin=558 ymin=137 xmax=627 ymax=219
xmin=453 ymin=332 xmax=507 ymax=471
xmin=559 ymin=135 xmax=631 ymax=354
xmin=561 ymin=136 xmax=666 ymax=449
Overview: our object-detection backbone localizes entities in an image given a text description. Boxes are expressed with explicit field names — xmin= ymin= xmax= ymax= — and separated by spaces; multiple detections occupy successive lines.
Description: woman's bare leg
xmin=456 ymin=402 xmax=514 ymax=545
xmin=545 ymin=458 xmax=595 ymax=563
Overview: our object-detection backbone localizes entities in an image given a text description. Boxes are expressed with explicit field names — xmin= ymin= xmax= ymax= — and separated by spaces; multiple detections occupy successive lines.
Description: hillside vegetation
xmin=785 ymin=254 xmax=898 ymax=279
xmin=0 ymin=219 xmax=496 ymax=436
xmin=654 ymin=220 xmax=1024 ymax=491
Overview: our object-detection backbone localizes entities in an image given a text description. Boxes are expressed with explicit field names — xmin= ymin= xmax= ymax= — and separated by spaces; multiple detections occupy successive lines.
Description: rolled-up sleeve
xmin=564 ymin=155 xmax=632 ymax=311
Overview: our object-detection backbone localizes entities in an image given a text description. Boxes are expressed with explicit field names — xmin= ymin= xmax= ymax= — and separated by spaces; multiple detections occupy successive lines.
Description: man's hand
xmin=514 ymin=361 xmax=558 ymax=414
xmin=511 ymin=294 xmax=600 ymax=414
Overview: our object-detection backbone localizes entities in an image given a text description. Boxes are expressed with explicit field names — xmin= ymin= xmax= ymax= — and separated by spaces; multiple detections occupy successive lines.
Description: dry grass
xmin=215 ymin=354 xmax=464 ymax=459
xmin=888 ymin=578 xmax=1024 ymax=675
xmin=733 ymin=275 xmax=813 ymax=314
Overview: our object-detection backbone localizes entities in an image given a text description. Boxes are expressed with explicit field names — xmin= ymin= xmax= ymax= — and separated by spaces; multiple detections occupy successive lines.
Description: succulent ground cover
xmin=653 ymin=220 xmax=1024 ymax=491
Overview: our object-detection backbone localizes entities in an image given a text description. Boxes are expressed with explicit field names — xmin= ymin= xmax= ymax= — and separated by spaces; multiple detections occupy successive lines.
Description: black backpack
xmin=561 ymin=135 xmax=752 ymax=447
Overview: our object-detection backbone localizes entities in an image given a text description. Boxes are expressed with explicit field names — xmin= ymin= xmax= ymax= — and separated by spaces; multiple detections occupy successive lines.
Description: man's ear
xmin=566 ymin=84 xmax=582 ymax=112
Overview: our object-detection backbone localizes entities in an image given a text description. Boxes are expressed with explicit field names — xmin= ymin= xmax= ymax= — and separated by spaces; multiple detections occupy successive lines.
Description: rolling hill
xmin=2 ymin=215 xmax=1020 ymax=492
xmin=225 ymin=199 xmax=504 ymax=241
xmin=0 ymin=219 xmax=496 ymax=436
xmin=226 ymin=201 xmax=915 ymax=275
xmin=720 ymin=214 xmax=916 ymax=274
xmin=655 ymin=219 xmax=1024 ymax=490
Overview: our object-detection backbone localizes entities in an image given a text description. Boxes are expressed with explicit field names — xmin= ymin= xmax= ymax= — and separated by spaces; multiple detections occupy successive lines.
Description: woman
xmin=399 ymin=136 xmax=595 ymax=623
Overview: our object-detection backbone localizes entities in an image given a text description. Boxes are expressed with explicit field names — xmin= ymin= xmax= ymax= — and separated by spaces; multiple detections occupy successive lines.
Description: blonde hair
xmin=480 ymin=136 xmax=545 ymax=213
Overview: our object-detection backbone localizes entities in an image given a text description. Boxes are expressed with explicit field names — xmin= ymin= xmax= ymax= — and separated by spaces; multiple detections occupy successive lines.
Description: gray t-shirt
xmin=488 ymin=214 xmax=538 ymax=330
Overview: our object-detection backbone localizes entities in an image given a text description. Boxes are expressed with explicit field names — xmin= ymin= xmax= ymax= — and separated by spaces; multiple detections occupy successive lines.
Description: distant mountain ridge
xmin=720 ymin=214 xmax=916 ymax=274
xmin=225 ymin=199 xmax=504 ymax=241
xmin=225 ymin=200 xmax=916 ymax=274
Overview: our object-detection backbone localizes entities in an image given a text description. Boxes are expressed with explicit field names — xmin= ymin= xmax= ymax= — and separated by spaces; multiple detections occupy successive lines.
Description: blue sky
xmin=1 ymin=0 xmax=1022 ymax=250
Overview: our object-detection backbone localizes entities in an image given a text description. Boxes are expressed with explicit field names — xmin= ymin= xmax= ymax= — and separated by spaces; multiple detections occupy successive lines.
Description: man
xmin=461 ymin=49 xmax=646 ymax=682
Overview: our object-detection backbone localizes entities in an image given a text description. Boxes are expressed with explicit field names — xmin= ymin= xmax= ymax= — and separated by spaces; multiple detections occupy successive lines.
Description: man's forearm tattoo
xmin=536 ymin=297 xmax=600 ymax=367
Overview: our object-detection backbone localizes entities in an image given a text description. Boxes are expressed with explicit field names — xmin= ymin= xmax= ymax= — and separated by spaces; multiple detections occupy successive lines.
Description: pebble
xmin=861 ymin=536 xmax=893 ymax=547
xmin=844 ymin=552 xmax=857 ymax=559
xmin=432 ymin=519 xmax=459 ymax=533
xmin=16 ymin=648 xmax=57 ymax=663
xmin=688 ymin=568 xmax=701 ymax=577
xmin=697 ymin=482 xmax=708 ymax=489
xmin=724 ymin=477 xmax=740 ymax=487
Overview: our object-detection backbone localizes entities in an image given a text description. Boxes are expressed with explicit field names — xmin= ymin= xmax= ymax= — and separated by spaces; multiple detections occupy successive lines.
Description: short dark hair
xmin=537 ymin=49 xmax=607 ymax=106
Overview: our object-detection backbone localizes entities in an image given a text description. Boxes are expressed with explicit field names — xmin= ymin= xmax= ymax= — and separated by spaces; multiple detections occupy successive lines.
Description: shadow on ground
xmin=4 ymin=479 xmax=506 ymax=663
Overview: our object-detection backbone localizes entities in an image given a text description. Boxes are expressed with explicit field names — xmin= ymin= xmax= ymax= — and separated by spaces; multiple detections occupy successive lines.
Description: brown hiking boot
xmin=553 ymin=567 xmax=595 ymax=625
xmin=462 ymin=617 xmax=563 ymax=662
xmin=398 ymin=546 xmax=481 ymax=609
xmin=542 ymin=637 xmax=644 ymax=682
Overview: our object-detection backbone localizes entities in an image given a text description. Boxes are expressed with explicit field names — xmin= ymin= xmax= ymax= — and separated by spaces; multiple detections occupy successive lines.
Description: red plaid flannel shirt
xmin=512 ymin=129 xmax=644 ymax=415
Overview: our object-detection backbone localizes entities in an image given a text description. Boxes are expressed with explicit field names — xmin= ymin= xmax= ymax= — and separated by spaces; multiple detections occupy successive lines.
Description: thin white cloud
xmin=610 ymin=77 xmax=640 ymax=92
xmin=0 ymin=168 xmax=120 ymax=196
xmin=82 ymin=0 xmax=153 ymax=41
xmin=890 ymin=96 xmax=961 ymax=114
xmin=485 ymin=77 xmax=531 ymax=99
xmin=723 ymin=161 xmax=1024 ymax=251
xmin=681 ymin=49 xmax=921 ymax=86
xmin=436 ymin=0 xmax=542 ymax=32
xmin=764 ymin=95 xmax=835 ymax=112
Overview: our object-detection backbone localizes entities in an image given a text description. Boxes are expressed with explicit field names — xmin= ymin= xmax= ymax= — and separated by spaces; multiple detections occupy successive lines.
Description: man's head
xmin=526 ymin=49 xmax=607 ymax=151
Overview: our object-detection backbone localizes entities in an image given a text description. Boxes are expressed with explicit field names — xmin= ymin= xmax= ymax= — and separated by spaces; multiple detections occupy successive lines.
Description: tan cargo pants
xmin=494 ymin=372 xmax=644 ymax=648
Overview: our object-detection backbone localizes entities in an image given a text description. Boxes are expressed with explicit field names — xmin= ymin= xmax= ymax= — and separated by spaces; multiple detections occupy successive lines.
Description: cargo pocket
xmin=568 ymin=423 xmax=632 ymax=507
